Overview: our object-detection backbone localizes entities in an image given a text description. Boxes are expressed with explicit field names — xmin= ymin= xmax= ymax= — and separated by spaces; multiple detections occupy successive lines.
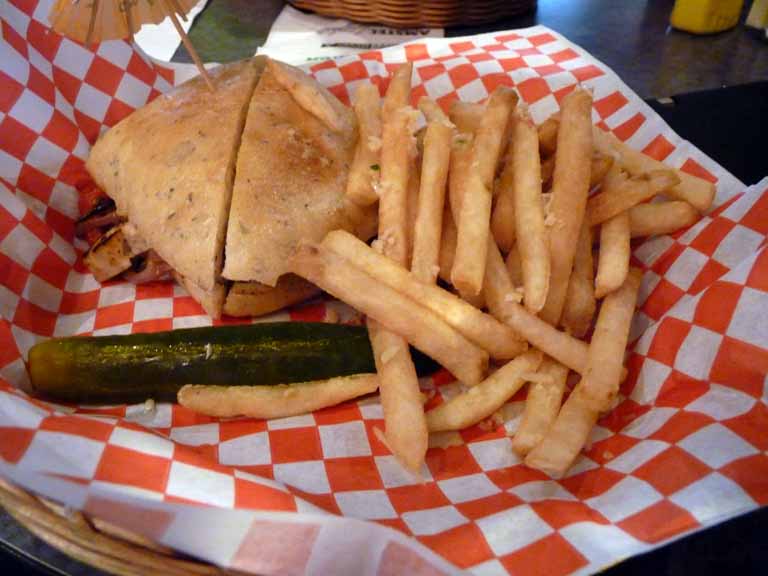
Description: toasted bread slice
xmin=173 ymin=272 xmax=228 ymax=319
xmin=223 ymin=275 xmax=321 ymax=317
xmin=87 ymin=58 xmax=267 ymax=317
xmin=222 ymin=61 xmax=362 ymax=286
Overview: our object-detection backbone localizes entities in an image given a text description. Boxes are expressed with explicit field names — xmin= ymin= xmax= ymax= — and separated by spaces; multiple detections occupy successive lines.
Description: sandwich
xmin=83 ymin=57 xmax=376 ymax=318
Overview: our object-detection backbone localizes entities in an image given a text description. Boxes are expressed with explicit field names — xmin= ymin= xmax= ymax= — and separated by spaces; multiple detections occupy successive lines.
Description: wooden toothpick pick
xmin=160 ymin=0 xmax=214 ymax=92
xmin=85 ymin=0 xmax=100 ymax=48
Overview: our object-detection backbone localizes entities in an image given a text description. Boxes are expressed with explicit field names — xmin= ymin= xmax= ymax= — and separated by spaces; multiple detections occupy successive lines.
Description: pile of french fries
xmin=289 ymin=64 xmax=713 ymax=478
xmin=179 ymin=64 xmax=712 ymax=477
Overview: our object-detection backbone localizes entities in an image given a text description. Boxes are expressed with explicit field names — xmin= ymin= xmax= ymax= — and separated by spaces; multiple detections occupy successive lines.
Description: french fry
xmin=542 ymin=152 xmax=612 ymax=190
xmin=343 ymin=195 xmax=380 ymax=241
xmin=406 ymin=153 xmax=421 ymax=263
xmin=377 ymin=194 xmax=420 ymax=469
xmin=473 ymin=88 xmax=518 ymax=194
xmin=582 ymin=267 xmax=642 ymax=410
xmin=379 ymin=106 xmax=416 ymax=263
xmin=541 ymin=152 xmax=613 ymax=190
xmin=382 ymin=63 xmax=413 ymax=119
xmin=490 ymin=135 xmax=517 ymax=253
xmin=445 ymin=100 xmax=505 ymax=220
xmin=418 ymin=98 xmax=449 ymax=124
xmin=451 ymin=170 xmax=493 ymax=296
xmin=459 ymin=288 xmax=486 ymax=310
xmin=376 ymin=63 xmax=427 ymax=472
xmin=525 ymin=269 xmax=642 ymax=476
xmin=505 ymin=244 xmax=523 ymax=287
xmin=290 ymin=243 xmax=489 ymax=386
xmin=587 ymin=165 xmax=681 ymax=226
xmin=414 ymin=125 xmax=427 ymax=155
xmin=512 ymin=358 xmax=569 ymax=456
xmin=590 ymin=152 xmax=614 ymax=188
xmin=511 ymin=110 xmax=550 ymax=312
xmin=372 ymin=118 xmax=421 ymax=466
xmin=178 ymin=374 xmax=379 ymax=419
xmin=447 ymin=102 xmax=480 ymax=222
xmin=538 ymin=111 xmax=608 ymax=181
xmin=483 ymin=237 xmax=590 ymax=374
xmin=380 ymin=78 xmax=414 ymax=254
xmin=595 ymin=211 xmax=630 ymax=299
xmin=268 ymin=59 xmax=354 ymax=137
xmin=426 ymin=350 xmax=543 ymax=432
xmin=538 ymin=114 xmax=559 ymax=156
xmin=346 ymin=83 xmax=382 ymax=206
xmin=447 ymin=132 xmax=473 ymax=221
xmin=452 ymin=87 xmax=517 ymax=296
xmin=540 ymin=155 xmax=555 ymax=188
xmin=539 ymin=89 xmax=594 ymax=326
xmin=523 ymin=384 xmax=599 ymax=477
xmin=438 ymin=208 xmax=458 ymax=283
xmin=449 ymin=101 xmax=483 ymax=133
xmin=438 ymin=211 xmax=487 ymax=309
xmin=592 ymin=127 xmax=715 ymax=212
xmin=411 ymin=99 xmax=453 ymax=283
xmin=368 ymin=321 xmax=426 ymax=472
xmin=628 ymin=200 xmax=699 ymax=238
xmin=561 ymin=222 xmax=596 ymax=337
xmin=323 ymin=230 xmax=526 ymax=360
xmin=490 ymin=183 xmax=516 ymax=253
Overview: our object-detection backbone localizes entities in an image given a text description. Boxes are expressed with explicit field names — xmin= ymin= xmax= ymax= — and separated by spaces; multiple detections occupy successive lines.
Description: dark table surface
xmin=175 ymin=0 xmax=768 ymax=102
xmin=2 ymin=1 xmax=767 ymax=574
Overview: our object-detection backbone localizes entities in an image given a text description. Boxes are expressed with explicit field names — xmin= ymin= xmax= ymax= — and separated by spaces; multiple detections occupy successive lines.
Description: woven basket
xmin=0 ymin=478 xmax=232 ymax=576
xmin=288 ymin=0 xmax=536 ymax=28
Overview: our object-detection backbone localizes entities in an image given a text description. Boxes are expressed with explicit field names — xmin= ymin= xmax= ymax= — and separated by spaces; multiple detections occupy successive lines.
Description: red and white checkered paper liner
xmin=1 ymin=1 xmax=767 ymax=574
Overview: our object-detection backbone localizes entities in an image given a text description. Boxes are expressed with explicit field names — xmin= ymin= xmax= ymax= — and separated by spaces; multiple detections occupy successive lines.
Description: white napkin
xmin=258 ymin=4 xmax=444 ymax=65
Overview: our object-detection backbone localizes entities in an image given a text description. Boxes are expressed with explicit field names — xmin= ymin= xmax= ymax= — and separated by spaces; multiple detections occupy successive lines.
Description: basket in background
xmin=288 ymin=0 xmax=537 ymax=28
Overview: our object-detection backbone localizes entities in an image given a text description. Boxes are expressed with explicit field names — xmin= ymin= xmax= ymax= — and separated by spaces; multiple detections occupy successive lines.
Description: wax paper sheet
xmin=1 ymin=1 xmax=766 ymax=574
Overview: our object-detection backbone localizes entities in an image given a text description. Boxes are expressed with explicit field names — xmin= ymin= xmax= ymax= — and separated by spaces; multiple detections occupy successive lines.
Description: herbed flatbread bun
xmin=86 ymin=58 xmax=264 ymax=316
xmin=222 ymin=275 xmax=320 ymax=317
xmin=222 ymin=59 xmax=361 ymax=286
xmin=83 ymin=57 xmax=375 ymax=318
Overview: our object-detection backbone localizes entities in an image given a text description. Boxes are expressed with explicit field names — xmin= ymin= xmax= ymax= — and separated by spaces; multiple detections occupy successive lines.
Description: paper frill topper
xmin=48 ymin=0 xmax=214 ymax=90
